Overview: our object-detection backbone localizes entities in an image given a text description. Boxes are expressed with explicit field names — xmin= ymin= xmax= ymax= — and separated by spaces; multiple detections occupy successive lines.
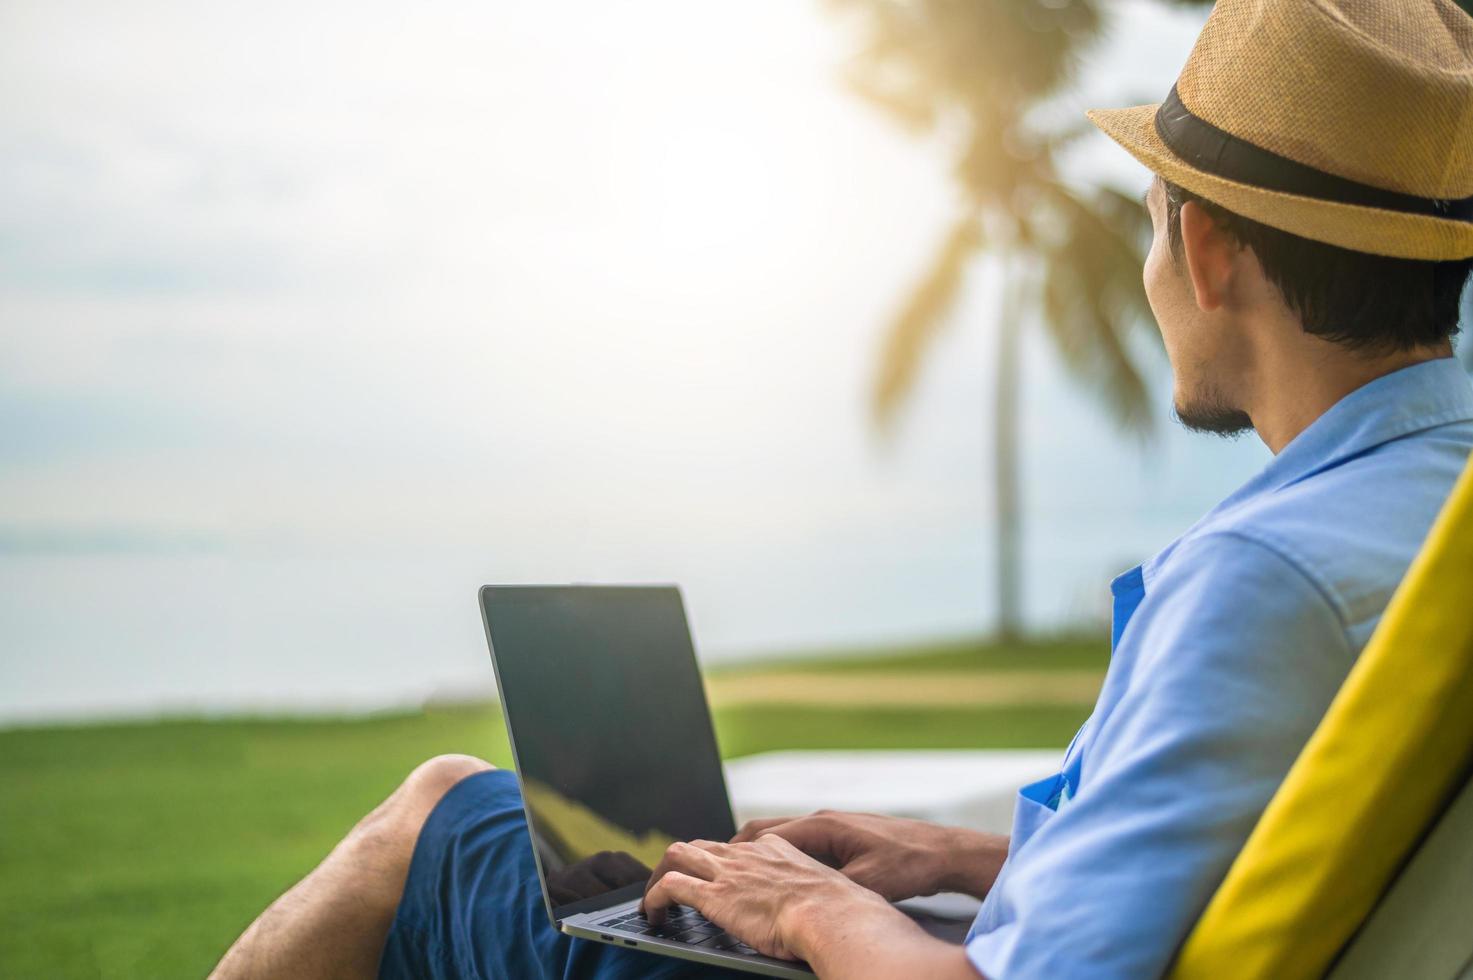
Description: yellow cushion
xmin=1170 ymin=452 xmax=1473 ymax=980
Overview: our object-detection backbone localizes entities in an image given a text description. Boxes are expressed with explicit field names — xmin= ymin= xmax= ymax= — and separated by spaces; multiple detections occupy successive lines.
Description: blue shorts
xmin=379 ymin=768 xmax=748 ymax=979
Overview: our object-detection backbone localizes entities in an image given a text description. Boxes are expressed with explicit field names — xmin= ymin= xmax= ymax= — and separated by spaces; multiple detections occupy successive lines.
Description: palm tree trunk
xmin=993 ymin=260 xmax=1024 ymax=641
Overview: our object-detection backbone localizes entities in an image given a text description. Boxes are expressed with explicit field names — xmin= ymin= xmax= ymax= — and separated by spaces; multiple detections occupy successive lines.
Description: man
xmin=215 ymin=0 xmax=1473 ymax=977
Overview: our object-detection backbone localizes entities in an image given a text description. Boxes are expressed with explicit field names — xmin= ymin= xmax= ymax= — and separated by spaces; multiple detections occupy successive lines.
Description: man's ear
xmin=1178 ymin=200 xmax=1236 ymax=313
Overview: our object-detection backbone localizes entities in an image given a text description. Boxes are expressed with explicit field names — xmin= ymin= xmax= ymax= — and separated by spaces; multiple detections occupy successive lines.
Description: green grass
xmin=0 ymin=709 xmax=514 ymax=980
xmin=0 ymin=637 xmax=1099 ymax=979
xmin=713 ymin=703 xmax=1091 ymax=757
xmin=709 ymin=633 xmax=1109 ymax=676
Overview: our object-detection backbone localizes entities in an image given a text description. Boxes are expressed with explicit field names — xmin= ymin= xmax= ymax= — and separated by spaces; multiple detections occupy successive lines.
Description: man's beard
xmin=1174 ymin=381 xmax=1253 ymax=437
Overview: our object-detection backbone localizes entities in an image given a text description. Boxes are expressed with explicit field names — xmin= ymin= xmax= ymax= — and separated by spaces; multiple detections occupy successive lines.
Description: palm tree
xmin=831 ymin=0 xmax=1207 ymax=639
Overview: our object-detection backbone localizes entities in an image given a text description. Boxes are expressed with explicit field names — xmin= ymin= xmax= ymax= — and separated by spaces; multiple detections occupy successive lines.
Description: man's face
xmin=1142 ymin=178 xmax=1253 ymax=437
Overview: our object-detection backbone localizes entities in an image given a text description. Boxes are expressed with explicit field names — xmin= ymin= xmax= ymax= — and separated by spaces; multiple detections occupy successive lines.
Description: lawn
xmin=0 ymin=635 xmax=1104 ymax=979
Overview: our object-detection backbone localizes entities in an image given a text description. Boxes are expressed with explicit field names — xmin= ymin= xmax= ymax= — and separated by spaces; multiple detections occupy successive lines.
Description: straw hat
xmin=1087 ymin=0 xmax=1473 ymax=261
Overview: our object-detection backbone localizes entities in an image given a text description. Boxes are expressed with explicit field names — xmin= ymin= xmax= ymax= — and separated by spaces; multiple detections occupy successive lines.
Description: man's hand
xmin=640 ymin=835 xmax=893 ymax=961
xmin=641 ymin=835 xmax=984 ymax=979
xmin=732 ymin=811 xmax=1008 ymax=901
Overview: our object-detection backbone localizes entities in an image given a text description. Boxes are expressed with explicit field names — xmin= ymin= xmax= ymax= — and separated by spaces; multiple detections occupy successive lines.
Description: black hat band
xmin=1154 ymin=85 xmax=1473 ymax=225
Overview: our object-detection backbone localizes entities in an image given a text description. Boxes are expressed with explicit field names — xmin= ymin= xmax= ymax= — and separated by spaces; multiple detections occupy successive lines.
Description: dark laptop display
xmin=481 ymin=586 xmax=737 ymax=920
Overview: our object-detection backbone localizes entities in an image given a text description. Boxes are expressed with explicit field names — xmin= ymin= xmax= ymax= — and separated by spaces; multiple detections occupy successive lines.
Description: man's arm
xmin=644 ymin=532 xmax=1349 ymax=978
xmin=794 ymin=892 xmax=983 ymax=979
xmin=963 ymin=532 xmax=1352 ymax=979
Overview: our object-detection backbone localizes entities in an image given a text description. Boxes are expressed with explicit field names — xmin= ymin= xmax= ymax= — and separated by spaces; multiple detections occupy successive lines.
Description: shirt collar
xmin=1214 ymin=357 xmax=1473 ymax=512
xmin=1141 ymin=357 xmax=1473 ymax=586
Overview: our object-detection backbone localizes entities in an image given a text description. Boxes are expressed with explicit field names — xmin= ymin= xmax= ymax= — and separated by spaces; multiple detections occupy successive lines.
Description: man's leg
xmin=211 ymin=754 xmax=495 ymax=980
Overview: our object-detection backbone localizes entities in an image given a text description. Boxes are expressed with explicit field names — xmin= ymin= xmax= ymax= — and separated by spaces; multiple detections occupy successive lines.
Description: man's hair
xmin=1160 ymin=178 xmax=1472 ymax=353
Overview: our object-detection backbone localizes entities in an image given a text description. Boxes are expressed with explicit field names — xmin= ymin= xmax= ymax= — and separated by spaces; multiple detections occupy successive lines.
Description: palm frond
xmin=1092 ymin=185 xmax=1154 ymax=254
xmin=1035 ymin=182 xmax=1158 ymax=437
xmin=841 ymin=63 xmax=938 ymax=134
xmin=872 ymin=211 xmax=985 ymax=428
xmin=830 ymin=0 xmax=1101 ymax=140
xmin=1035 ymin=114 xmax=1103 ymax=157
xmin=842 ymin=0 xmax=1193 ymax=440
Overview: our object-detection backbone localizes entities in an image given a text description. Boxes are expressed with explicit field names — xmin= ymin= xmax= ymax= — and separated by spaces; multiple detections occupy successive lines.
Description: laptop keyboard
xmin=595 ymin=905 xmax=760 ymax=956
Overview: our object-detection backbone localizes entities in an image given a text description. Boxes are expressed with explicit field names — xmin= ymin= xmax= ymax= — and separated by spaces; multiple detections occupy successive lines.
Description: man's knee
xmin=351 ymin=754 xmax=496 ymax=863
xmin=398 ymin=754 xmax=496 ymax=817
xmin=210 ymin=756 xmax=495 ymax=980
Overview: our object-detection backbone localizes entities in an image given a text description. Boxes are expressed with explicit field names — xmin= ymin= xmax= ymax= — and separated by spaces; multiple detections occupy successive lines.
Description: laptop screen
xmin=480 ymin=585 xmax=737 ymax=919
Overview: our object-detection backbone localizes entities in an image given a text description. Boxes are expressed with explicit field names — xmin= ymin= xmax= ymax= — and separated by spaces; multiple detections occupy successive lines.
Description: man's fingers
xmin=640 ymin=871 xmax=710 ymax=922
xmin=687 ymin=839 xmax=728 ymax=855
xmin=755 ymin=815 xmax=847 ymax=859
xmin=754 ymin=833 xmax=824 ymax=863
xmin=731 ymin=817 xmax=794 ymax=843
xmin=642 ymin=840 xmax=723 ymax=914
xmin=665 ymin=840 xmax=723 ymax=878
xmin=837 ymin=854 xmax=894 ymax=897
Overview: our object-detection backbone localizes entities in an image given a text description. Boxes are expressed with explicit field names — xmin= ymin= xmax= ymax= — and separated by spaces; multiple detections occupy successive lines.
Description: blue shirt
xmin=964 ymin=358 xmax=1473 ymax=980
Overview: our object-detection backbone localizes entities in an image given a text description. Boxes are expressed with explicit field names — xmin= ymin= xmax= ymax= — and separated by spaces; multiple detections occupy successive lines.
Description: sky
xmin=0 ymin=0 xmax=1286 ymax=723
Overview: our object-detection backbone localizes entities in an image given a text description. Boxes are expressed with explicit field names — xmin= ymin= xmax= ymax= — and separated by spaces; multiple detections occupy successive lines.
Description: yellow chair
xmin=1328 ymin=773 xmax=1473 ymax=980
xmin=1169 ymin=452 xmax=1473 ymax=979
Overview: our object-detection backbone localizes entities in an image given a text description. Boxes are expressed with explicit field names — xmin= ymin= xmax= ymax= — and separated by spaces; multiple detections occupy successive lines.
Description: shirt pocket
xmin=1012 ymin=772 xmax=1066 ymax=848
xmin=968 ymin=772 xmax=1069 ymax=941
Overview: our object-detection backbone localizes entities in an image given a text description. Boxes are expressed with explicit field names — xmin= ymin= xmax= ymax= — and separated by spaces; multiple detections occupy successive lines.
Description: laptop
xmin=479 ymin=584 xmax=973 ymax=978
